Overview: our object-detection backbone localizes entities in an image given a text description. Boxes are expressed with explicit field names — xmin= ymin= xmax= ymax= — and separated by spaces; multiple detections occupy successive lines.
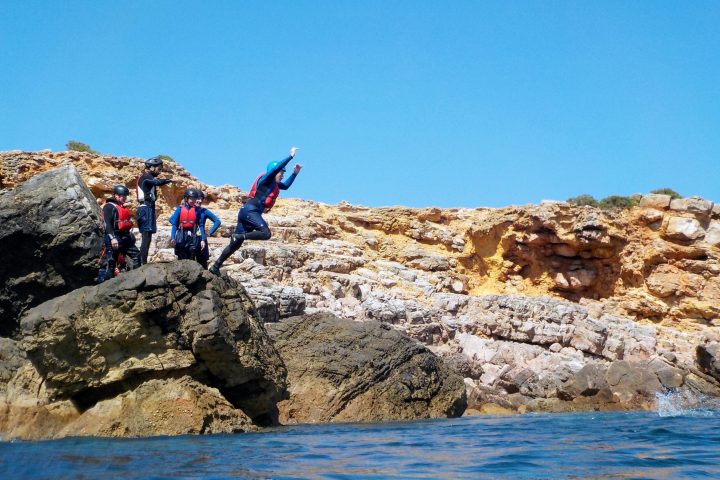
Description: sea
xmin=2 ymin=392 xmax=720 ymax=479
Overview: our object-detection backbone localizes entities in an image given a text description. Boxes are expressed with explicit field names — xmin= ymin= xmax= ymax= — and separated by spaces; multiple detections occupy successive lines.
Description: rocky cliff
xmin=0 ymin=161 xmax=468 ymax=439
xmin=3 ymin=150 xmax=720 ymax=417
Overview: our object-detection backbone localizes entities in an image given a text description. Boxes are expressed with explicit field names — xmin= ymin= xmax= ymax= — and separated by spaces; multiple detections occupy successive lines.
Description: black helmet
xmin=184 ymin=188 xmax=200 ymax=199
xmin=145 ymin=156 xmax=164 ymax=167
xmin=113 ymin=185 xmax=130 ymax=196
xmin=198 ymin=190 xmax=206 ymax=199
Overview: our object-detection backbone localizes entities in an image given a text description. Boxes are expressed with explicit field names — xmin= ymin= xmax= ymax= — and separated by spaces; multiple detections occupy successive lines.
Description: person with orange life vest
xmin=169 ymin=188 xmax=205 ymax=260
xmin=209 ymin=147 xmax=302 ymax=275
xmin=96 ymin=185 xmax=141 ymax=283
xmin=194 ymin=191 xmax=222 ymax=269
xmin=137 ymin=156 xmax=174 ymax=265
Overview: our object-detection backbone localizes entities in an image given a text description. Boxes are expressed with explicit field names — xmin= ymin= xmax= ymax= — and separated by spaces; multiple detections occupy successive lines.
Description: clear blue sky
xmin=1 ymin=1 xmax=718 ymax=208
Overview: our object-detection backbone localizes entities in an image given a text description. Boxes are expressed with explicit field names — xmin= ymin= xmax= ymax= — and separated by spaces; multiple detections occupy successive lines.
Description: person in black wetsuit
xmin=96 ymin=185 xmax=141 ymax=283
xmin=136 ymin=156 xmax=174 ymax=264
xmin=209 ymin=147 xmax=302 ymax=275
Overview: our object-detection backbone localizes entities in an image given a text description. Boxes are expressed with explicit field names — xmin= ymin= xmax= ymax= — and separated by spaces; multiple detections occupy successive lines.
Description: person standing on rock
xmin=209 ymin=147 xmax=302 ymax=275
xmin=97 ymin=185 xmax=141 ymax=282
xmin=136 ymin=156 xmax=174 ymax=265
xmin=195 ymin=190 xmax=222 ymax=269
xmin=169 ymin=188 xmax=205 ymax=261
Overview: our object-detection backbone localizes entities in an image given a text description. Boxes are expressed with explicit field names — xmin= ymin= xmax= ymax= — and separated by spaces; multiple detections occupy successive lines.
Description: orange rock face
xmin=3 ymin=149 xmax=720 ymax=332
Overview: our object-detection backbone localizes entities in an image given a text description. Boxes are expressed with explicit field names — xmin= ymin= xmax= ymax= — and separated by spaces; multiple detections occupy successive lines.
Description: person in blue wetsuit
xmin=195 ymin=190 xmax=222 ymax=269
xmin=169 ymin=188 xmax=205 ymax=260
xmin=210 ymin=147 xmax=302 ymax=275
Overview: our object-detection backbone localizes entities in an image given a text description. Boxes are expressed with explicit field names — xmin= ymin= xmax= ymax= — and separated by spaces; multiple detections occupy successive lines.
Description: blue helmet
xmin=266 ymin=161 xmax=286 ymax=174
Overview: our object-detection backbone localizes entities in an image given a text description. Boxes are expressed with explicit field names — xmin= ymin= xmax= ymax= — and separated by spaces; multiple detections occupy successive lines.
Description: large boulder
xmin=6 ymin=261 xmax=287 ymax=439
xmin=0 ymin=166 xmax=103 ymax=337
xmin=696 ymin=343 xmax=720 ymax=381
xmin=267 ymin=313 xmax=467 ymax=424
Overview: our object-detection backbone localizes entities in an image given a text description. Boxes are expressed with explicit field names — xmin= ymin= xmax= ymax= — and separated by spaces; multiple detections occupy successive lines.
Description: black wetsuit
xmin=136 ymin=171 xmax=172 ymax=264
xmin=97 ymin=198 xmax=141 ymax=283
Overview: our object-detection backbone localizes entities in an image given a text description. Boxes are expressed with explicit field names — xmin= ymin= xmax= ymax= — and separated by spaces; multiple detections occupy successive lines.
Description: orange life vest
xmin=179 ymin=204 xmax=197 ymax=229
xmin=108 ymin=202 xmax=133 ymax=234
xmin=249 ymin=173 xmax=279 ymax=209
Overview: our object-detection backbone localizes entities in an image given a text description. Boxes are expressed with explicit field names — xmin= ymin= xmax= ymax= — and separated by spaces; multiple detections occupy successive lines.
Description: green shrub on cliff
xmin=66 ymin=140 xmax=97 ymax=154
xmin=650 ymin=188 xmax=682 ymax=199
xmin=598 ymin=195 xmax=637 ymax=210
xmin=567 ymin=194 xmax=599 ymax=207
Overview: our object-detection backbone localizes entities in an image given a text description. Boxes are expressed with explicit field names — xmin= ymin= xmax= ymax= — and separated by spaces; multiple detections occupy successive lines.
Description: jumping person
xmin=97 ymin=185 xmax=141 ymax=283
xmin=195 ymin=191 xmax=222 ymax=269
xmin=209 ymin=147 xmax=302 ymax=275
xmin=169 ymin=188 xmax=204 ymax=260
xmin=136 ymin=156 xmax=174 ymax=264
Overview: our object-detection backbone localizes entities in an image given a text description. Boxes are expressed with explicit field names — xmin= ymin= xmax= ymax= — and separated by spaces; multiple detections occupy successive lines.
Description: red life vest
xmin=179 ymin=204 xmax=197 ymax=229
xmin=105 ymin=202 xmax=133 ymax=234
xmin=249 ymin=173 xmax=279 ymax=209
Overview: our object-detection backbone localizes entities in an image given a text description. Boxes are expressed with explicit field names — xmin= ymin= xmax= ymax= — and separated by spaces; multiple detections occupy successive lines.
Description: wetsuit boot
xmin=209 ymin=233 xmax=244 ymax=275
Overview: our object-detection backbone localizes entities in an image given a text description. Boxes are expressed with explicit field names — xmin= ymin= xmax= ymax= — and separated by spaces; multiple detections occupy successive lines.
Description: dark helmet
xmin=113 ymin=185 xmax=130 ymax=196
xmin=184 ymin=188 xmax=200 ymax=199
xmin=198 ymin=190 xmax=206 ymax=199
xmin=145 ymin=156 xmax=164 ymax=168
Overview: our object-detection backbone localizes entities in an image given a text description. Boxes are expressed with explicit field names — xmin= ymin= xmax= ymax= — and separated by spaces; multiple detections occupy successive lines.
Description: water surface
xmin=2 ymin=408 xmax=719 ymax=479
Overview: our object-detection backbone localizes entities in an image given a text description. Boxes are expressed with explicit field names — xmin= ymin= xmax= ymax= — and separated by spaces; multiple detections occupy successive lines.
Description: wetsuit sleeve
xmin=169 ymin=207 xmax=180 ymax=239
xmin=258 ymin=155 xmax=293 ymax=187
xmin=196 ymin=207 xmax=207 ymax=241
xmin=141 ymin=177 xmax=172 ymax=194
xmin=205 ymin=209 xmax=222 ymax=236
xmin=102 ymin=204 xmax=117 ymax=239
xmin=278 ymin=172 xmax=297 ymax=190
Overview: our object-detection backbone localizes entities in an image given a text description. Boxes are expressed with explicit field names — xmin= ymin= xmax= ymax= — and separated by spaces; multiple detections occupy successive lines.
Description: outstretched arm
xmin=204 ymin=209 xmax=222 ymax=236
xmin=279 ymin=163 xmax=302 ymax=190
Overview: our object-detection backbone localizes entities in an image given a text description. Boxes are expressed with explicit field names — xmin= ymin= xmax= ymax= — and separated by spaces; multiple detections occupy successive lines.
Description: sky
xmin=1 ymin=1 xmax=718 ymax=208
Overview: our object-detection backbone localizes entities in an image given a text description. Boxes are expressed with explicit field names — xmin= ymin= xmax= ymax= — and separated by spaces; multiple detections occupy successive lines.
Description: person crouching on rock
xmin=169 ymin=188 xmax=204 ymax=260
xmin=136 ymin=156 xmax=174 ymax=265
xmin=209 ymin=147 xmax=302 ymax=275
xmin=195 ymin=190 xmax=221 ymax=269
xmin=97 ymin=185 xmax=141 ymax=283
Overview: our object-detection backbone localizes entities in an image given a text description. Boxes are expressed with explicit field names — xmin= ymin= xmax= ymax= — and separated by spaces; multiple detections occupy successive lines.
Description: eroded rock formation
xmin=268 ymin=313 xmax=466 ymax=423
xmin=0 ymin=165 xmax=103 ymax=337
xmin=3 ymin=150 xmax=720 ymax=420
xmin=1 ymin=260 xmax=288 ymax=439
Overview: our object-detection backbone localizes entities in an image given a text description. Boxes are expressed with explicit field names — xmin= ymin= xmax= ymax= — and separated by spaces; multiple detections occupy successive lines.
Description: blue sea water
xmin=2 ymin=407 xmax=720 ymax=479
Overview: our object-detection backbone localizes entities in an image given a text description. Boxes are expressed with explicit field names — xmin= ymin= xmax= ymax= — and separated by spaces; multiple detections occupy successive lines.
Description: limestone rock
xmin=639 ymin=194 xmax=671 ymax=210
xmin=704 ymin=221 xmax=720 ymax=246
xmin=56 ymin=377 xmax=256 ymax=438
xmin=606 ymin=360 xmax=662 ymax=404
xmin=669 ymin=197 xmax=713 ymax=216
xmin=664 ymin=217 xmax=705 ymax=242
xmin=696 ymin=343 xmax=720 ymax=382
xmin=0 ymin=166 xmax=103 ymax=336
xmin=19 ymin=261 xmax=286 ymax=424
xmin=267 ymin=313 xmax=467 ymax=424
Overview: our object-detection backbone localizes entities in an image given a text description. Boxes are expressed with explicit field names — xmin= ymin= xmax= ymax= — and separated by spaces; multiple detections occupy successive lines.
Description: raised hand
xmin=293 ymin=163 xmax=303 ymax=174
xmin=289 ymin=146 xmax=299 ymax=158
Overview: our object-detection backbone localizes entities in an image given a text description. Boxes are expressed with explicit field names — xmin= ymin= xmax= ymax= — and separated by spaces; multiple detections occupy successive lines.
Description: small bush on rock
xmin=650 ymin=188 xmax=682 ymax=199
xmin=567 ymin=194 xmax=599 ymax=207
xmin=599 ymin=195 xmax=637 ymax=210
xmin=66 ymin=140 xmax=97 ymax=154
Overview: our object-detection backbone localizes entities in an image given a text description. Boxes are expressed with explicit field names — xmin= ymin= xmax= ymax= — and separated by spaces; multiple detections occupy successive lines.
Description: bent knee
xmin=260 ymin=228 xmax=271 ymax=240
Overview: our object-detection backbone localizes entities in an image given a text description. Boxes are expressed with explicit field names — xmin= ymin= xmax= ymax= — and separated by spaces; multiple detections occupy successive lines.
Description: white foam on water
xmin=655 ymin=389 xmax=720 ymax=417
